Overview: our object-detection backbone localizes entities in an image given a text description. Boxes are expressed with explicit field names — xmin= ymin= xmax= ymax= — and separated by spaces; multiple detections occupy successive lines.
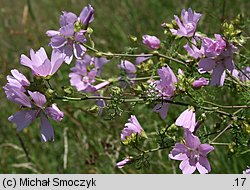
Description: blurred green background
xmin=0 ymin=0 xmax=249 ymax=173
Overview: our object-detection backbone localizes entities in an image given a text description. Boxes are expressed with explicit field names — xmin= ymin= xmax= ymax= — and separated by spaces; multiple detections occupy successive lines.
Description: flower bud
xmin=142 ymin=35 xmax=161 ymax=50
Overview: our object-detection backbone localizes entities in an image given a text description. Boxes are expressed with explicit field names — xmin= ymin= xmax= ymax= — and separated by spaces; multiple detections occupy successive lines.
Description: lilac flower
xmin=121 ymin=115 xmax=144 ymax=140
xmin=243 ymin=166 xmax=250 ymax=174
xmin=69 ymin=57 xmax=109 ymax=92
xmin=192 ymin=77 xmax=209 ymax=88
xmin=4 ymin=70 xmax=31 ymax=107
xmin=116 ymin=158 xmax=132 ymax=169
xmin=152 ymin=66 xmax=177 ymax=119
xmin=83 ymin=54 xmax=109 ymax=77
xmin=135 ymin=54 xmax=151 ymax=65
xmin=69 ymin=59 xmax=97 ymax=92
xmin=175 ymin=108 xmax=196 ymax=132
xmin=118 ymin=60 xmax=137 ymax=79
xmin=198 ymin=34 xmax=237 ymax=86
xmin=21 ymin=47 xmax=65 ymax=77
xmin=169 ymin=130 xmax=214 ymax=174
xmin=7 ymin=90 xmax=64 ymax=142
xmin=46 ymin=5 xmax=94 ymax=64
xmin=184 ymin=39 xmax=204 ymax=59
xmin=238 ymin=67 xmax=250 ymax=82
xmin=170 ymin=8 xmax=202 ymax=37
xmin=78 ymin=4 xmax=94 ymax=27
xmin=142 ymin=35 xmax=161 ymax=49
xmin=96 ymin=98 xmax=106 ymax=116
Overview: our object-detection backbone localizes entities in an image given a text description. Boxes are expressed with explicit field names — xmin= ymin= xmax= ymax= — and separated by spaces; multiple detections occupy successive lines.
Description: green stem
xmin=203 ymin=100 xmax=250 ymax=109
xmin=81 ymin=42 xmax=186 ymax=65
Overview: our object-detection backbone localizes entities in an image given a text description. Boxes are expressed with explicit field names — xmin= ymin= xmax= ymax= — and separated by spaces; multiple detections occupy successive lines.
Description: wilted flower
xmin=170 ymin=8 xmax=202 ymax=37
xmin=116 ymin=158 xmax=132 ymax=169
xmin=121 ymin=115 xmax=144 ymax=141
xmin=46 ymin=4 xmax=94 ymax=64
xmin=152 ymin=66 xmax=177 ymax=119
xmin=21 ymin=47 xmax=65 ymax=77
xmin=192 ymin=77 xmax=209 ymax=88
xmin=243 ymin=166 xmax=250 ymax=174
xmin=175 ymin=108 xmax=196 ymax=132
xmin=198 ymin=34 xmax=237 ymax=86
xmin=142 ymin=35 xmax=161 ymax=49
xmin=169 ymin=130 xmax=214 ymax=174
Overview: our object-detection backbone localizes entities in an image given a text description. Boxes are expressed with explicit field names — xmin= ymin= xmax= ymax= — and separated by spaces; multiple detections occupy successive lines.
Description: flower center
xmin=82 ymin=76 xmax=89 ymax=83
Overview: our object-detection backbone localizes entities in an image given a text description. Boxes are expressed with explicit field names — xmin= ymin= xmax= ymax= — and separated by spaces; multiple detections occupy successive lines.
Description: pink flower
xmin=175 ymin=108 xmax=196 ymax=132
xmin=8 ymin=91 xmax=64 ymax=142
xmin=142 ymin=35 xmax=161 ymax=49
xmin=192 ymin=77 xmax=209 ymax=88
xmin=116 ymin=158 xmax=132 ymax=169
xmin=198 ymin=34 xmax=237 ymax=86
xmin=169 ymin=130 xmax=214 ymax=174
xmin=21 ymin=47 xmax=65 ymax=77
xmin=152 ymin=66 xmax=178 ymax=119
xmin=170 ymin=8 xmax=202 ymax=37
xmin=121 ymin=115 xmax=143 ymax=140
xmin=118 ymin=60 xmax=137 ymax=79
xmin=184 ymin=38 xmax=204 ymax=59
xmin=243 ymin=166 xmax=250 ymax=174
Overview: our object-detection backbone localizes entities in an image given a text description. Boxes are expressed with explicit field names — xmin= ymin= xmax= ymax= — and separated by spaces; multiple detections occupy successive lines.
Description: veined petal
xmin=40 ymin=113 xmax=54 ymax=142
xmin=199 ymin=144 xmax=214 ymax=156
xmin=179 ymin=159 xmax=196 ymax=174
xmin=210 ymin=63 xmax=225 ymax=86
xmin=50 ymin=49 xmax=65 ymax=75
xmin=32 ymin=59 xmax=52 ymax=77
xmin=45 ymin=104 xmax=64 ymax=122
xmin=73 ymin=43 xmax=87 ymax=59
xmin=28 ymin=91 xmax=46 ymax=108
xmin=184 ymin=129 xmax=200 ymax=149
xmin=8 ymin=110 xmax=38 ymax=131
xmin=198 ymin=58 xmax=216 ymax=72
xmin=196 ymin=156 xmax=211 ymax=174
xmin=59 ymin=23 xmax=74 ymax=37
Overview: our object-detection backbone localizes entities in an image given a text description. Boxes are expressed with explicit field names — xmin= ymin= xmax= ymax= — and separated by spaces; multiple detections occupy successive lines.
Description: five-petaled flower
xmin=198 ymin=34 xmax=237 ymax=86
xmin=170 ymin=8 xmax=202 ymax=37
xmin=46 ymin=4 xmax=94 ymax=64
xmin=169 ymin=130 xmax=214 ymax=174
xmin=4 ymin=70 xmax=64 ymax=142
xmin=69 ymin=55 xmax=109 ymax=92
xmin=21 ymin=47 xmax=65 ymax=77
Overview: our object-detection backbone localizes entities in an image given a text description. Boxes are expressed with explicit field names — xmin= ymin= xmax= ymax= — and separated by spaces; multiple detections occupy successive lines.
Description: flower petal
xmin=28 ymin=91 xmax=46 ymax=108
xmin=184 ymin=129 xmax=201 ymax=149
xmin=40 ymin=113 xmax=54 ymax=142
xmin=196 ymin=156 xmax=211 ymax=174
xmin=179 ymin=159 xmax=196 ymax=174
xmin=210 ymin=63 xmax=226 ymax=86
xmin=8 ymin=110 xmax=38 ymax=131
xmin=198 ymin=58 xmax=216 ymax=72
xmin=199 ymin=144 xmax=214 ymax=156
